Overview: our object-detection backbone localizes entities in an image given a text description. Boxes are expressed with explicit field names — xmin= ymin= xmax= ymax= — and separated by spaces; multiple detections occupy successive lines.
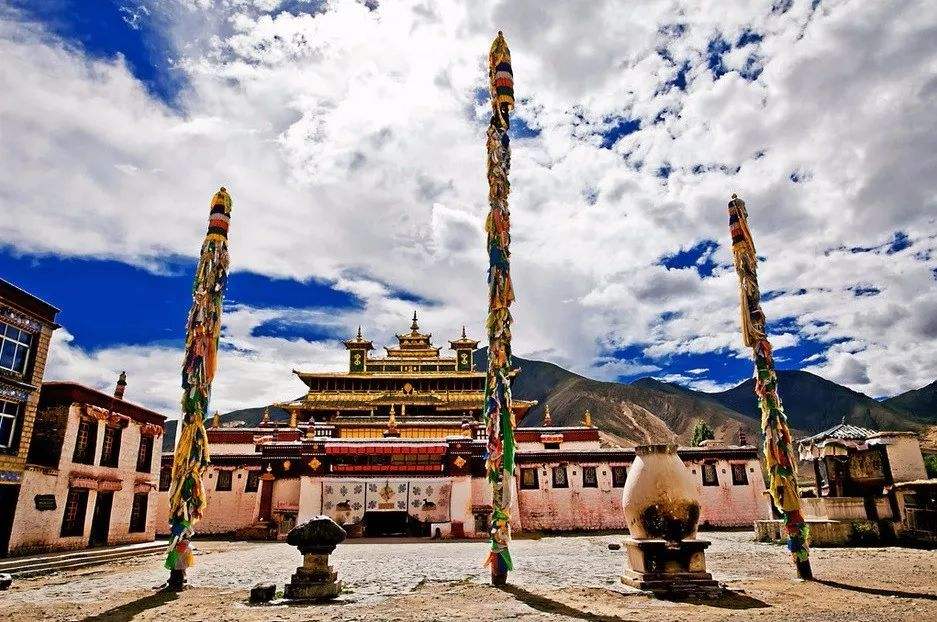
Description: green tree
xmin=691 ymin=419 xmax=715 ymax=447
xmin=924 ymin=454 xmax=937 ymax=479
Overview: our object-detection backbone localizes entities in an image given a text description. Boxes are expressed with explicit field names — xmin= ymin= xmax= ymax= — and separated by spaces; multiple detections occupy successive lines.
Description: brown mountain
xmin=884 ymin=380 xmax=937 ymax=424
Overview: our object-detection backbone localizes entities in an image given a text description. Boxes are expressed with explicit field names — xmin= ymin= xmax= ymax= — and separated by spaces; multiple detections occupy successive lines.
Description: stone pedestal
xmin=282 ymin=515 xmax=346 ymax=602
xmin=284 ymin=553 xmax=342 ymax=601
xmin=620 ymin=538 xmax=720 ymax=594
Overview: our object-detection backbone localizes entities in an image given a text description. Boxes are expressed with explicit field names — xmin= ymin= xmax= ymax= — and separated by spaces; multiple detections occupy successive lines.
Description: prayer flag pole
xmin=163 ymin=187 xmax=233 ymax=591
xmin=726 ymin=193 xmax=812 ymax=580
xmin=483 ymin=31 xmax=516 ymax=587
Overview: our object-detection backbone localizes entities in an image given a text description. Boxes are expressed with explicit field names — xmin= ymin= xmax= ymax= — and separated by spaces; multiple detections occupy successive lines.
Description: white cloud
xmin=4 ymin=0 xmax=937 ymax=414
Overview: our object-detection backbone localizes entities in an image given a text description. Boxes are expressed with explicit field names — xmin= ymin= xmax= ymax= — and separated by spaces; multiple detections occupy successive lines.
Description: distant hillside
xmin=884 ymin=380 xmax=937 ymax=424
xmin=476 ymin=348 xmax=760 ymax=446
xmin=704 ymin=370 xmax=920 ymax=433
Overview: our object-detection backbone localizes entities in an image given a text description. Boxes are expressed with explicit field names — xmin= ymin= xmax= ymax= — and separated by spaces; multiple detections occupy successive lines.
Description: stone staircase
xmin=0 ymin=540 xmax=168 ymax=579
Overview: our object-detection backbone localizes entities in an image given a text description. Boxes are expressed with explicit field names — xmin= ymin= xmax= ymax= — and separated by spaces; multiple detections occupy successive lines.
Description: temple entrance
xmin=89 ymin=491 xmax=113 ymax=547
xmin=363 ymin=511 xmax=421 ymax=537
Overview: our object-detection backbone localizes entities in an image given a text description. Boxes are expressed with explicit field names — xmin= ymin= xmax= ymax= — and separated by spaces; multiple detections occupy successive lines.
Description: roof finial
xmin=841 ymin=414 xmax=847 ymax=425
xmin=356 ymin=325 xmax=362 ymax=339
xmin=411 ymin=310 xmax=419 ymax=332
xmin=461 ymin=325 xmax=467 ymax=338
xmin=543 ymin=404 xmax=552 ymax=426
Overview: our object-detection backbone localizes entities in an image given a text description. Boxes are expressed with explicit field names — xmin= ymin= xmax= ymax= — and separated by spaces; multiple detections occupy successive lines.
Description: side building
xmin=7 ymin=377 xmax=165 ymax=555
xmin=156 ymin=315 xmax=770 ymax=538
xmin=0 ymin=278 xmax=59 ymax=556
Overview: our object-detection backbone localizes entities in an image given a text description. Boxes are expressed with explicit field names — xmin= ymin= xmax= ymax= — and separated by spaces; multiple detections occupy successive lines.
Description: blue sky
xmin=3 ymin=0 xmax=936 ymax=416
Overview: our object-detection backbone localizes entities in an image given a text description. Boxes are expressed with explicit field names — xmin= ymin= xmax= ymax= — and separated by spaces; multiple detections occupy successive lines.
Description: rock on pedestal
xmin=282 ymin=515 xmax=346 ymax=602
xmin=620 ymin=444 xmax=723 ymax=596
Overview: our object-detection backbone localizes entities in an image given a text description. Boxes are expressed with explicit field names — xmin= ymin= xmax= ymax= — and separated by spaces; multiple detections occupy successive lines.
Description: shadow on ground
xmin=498 ymin=585 xmax=637 ymax=622
xmin=817 ymin=579 xmax=937 ymax=601
xmin=80 ymin=591 xmax=178 ymax=622
xmin=655 ymin=590 xmax=770 ymax=609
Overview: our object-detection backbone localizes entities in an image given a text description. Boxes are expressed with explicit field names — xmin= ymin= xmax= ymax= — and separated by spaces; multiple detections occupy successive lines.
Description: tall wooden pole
xmin=483 ymin=31 xmax=516 ymax=587
xmin=164 ymin=187 xmax=232 ymax=590
xmin=727 ymin=193 xmax=812 ymax=580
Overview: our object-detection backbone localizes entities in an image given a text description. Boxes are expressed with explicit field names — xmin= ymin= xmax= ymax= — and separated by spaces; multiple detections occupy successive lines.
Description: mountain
xmin=475 ymin=349 xmax=761 ymax=446
xmin=703 ymin=370 xmax=921 ymax=433
xmin=883 ymin=380 xmax=937 ymax=424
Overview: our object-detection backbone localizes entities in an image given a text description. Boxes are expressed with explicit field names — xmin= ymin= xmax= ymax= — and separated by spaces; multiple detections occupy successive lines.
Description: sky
xmin=1 ymin=0 xmax=935 ymax=418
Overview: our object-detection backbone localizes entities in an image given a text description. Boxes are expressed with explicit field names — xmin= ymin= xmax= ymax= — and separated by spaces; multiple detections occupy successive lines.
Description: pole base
xmin=491 ymin=570 xmax=508 ymax=587
xmin=165 ymin=569 xmax=187 ymax=591
xmin=795 ymin=559 xmax=813 ymax=580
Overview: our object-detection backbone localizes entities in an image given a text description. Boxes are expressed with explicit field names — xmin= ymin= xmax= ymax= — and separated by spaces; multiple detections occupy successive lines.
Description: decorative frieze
xmin=0 ymin=304 xmax=42 ymax=334
xmin=0 ymin=381 xmax=31 ymax=403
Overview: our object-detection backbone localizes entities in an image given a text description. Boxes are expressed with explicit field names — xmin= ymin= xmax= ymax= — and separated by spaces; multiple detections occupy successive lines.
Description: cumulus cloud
xmin=4 ymin=0 xmax=937 ymax=416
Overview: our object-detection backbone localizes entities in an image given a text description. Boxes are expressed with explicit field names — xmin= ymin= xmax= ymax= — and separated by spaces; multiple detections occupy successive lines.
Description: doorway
xmin=363 ymin=511 xmax=409 ymax=536
xmin=0 ymin=485 xmax=20 ymax=556
xmin=89 ymin=491 xmax=113 ymax=547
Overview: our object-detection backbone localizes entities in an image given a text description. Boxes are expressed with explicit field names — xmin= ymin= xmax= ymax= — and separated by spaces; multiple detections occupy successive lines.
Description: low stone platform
xmin=754 ymin=518 xmax=879 ymax=546
xmin=620 ymin=538 xmax=721 ymax=595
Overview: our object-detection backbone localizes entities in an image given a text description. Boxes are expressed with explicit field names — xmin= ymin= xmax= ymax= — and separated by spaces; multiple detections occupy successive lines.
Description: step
xmin=1 ymin=541 xmax=167 ymax=578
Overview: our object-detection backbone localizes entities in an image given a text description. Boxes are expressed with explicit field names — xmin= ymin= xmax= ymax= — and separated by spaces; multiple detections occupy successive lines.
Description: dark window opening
xmin=216 ymin=470 xmax=233 ymax=491
xmin=731 ymin=463 xmax=749 ymax=486
xmin=60 ymin=489 xmax=89 ymax=537
xmin=519 ymin=467 xmax=539 ymax=490
xmin=552 ymin=465 xmax=568 ymax=488
xmin=582 ymin=466 xmax=598 ymax=488
xmin=158 ymin=467 xmax=172 ymax=492
xmin=612 ymin=466 xmax=628 ymax=488
xmin=245 ymin=471 xmax=261 ymax=493
xmin=702 ymin=463 xmax=719 ymax=486
xmin=129 ymin=492 xmax=148 ymax=532
xmin=100 ymin=426 xmax=122 ymax=468
xmin=136 ymin=435 xmax=154 ymax=473
xmin=72 ymin=418 xmax=98 ymax=465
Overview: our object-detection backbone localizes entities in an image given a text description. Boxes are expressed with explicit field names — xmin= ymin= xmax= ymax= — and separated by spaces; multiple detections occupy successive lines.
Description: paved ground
xmin=1 ymin=531 xmax=935 ymax=621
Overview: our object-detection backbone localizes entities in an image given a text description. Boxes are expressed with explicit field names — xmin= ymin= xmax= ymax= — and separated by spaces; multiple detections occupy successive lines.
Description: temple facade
xmin=157 ymin=315 xmax=770 ymax=539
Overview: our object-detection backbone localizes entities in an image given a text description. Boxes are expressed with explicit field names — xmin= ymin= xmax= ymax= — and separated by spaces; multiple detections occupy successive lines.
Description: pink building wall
xmin=9 ymin=401 xmax=162 ymax=555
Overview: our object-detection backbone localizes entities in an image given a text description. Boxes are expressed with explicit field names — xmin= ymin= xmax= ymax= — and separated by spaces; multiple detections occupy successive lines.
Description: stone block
xmin=249 ymin=582 xmax=276 ymax=603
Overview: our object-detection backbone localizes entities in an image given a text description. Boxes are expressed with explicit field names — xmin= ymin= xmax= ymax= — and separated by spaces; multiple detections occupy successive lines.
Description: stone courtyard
xmin=1 ymin=531 xmax=935 ymax=621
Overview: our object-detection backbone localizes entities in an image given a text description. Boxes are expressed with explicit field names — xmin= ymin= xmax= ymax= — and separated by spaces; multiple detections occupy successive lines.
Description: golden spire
xmin=582 ymin=409 xmax=592 ymax=427
xmin=289 ymin=408 xmax=298 ymax=429
xmin=261 ymin=407 xmax=270 ymax=424
xmin=411 ymin=311 xmax=419 ymax=333
xmin=543 ymin=405 xmax=552 ymax=426
xmin=211 ymin=411 xmax=220 ymax=428
xmin=388 ymin=405 xmax=398 ymax=430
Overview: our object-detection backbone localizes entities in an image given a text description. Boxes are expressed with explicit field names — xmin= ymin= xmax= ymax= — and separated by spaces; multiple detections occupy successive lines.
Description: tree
xmin=691 ymin=419 xmax=715 ymax=447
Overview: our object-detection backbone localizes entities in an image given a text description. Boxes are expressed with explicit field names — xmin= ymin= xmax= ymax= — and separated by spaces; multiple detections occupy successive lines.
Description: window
xmin=158 ymin=467 xmax=172 ymax=492
xmin=519 ymin=467 xmax=539 ymax=490
xmin=702 ymin=463 xmax=719 ymax=486
xmin=129 ymin=492 xmax=148 ymax=532
xmin=72 ymin=418 xmax=98 ymax=465
xmin=245 ymin=471 xmax=261 ymax=493
xmin=216 ymin=470 xmax=232 ymax=491
xmin=100 ymin=425 xmax=122 ymax=468
xmin=136 ymin=435 xmax=154 ymax=473
xmin=0 ymin=400 xmax=21 ymax=451
xmin=612 ymin=466 xmax=628 ymax=488
xmin=731 ymin=463 xmax=749 ymax=486
xmin=0 ymin=322 xmax=32 ymax=375
xmin=60 ymin=489 xmax=89 ymax=537
xmin=582 ymin=466 xmax=598 ymax=488
xmin=552 ymin=465 xmax=568 ymax=488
